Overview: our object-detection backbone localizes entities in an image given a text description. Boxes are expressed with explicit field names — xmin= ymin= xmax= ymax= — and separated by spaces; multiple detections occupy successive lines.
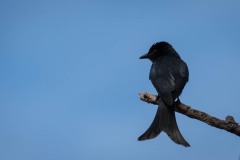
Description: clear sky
xmin=1 ymin=0 xmax=240 ymax=160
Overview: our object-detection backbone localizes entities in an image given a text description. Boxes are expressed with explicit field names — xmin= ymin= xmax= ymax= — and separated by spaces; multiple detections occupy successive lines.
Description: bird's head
xmin=139 ymin=41 xmax=179 ymax=62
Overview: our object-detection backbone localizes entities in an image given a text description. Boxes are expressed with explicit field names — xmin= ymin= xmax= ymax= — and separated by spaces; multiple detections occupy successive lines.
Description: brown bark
xmin=139 ymin=92 xmax=240 ymax=137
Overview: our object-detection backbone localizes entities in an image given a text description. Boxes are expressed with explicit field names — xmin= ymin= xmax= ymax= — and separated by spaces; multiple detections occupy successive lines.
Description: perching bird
xmin=139 ymin=41 xmax=190 ymax=147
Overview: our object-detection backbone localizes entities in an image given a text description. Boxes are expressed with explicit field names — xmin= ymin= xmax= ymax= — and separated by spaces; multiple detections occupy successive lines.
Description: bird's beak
xmin=139 ymin=53 xmax=149 ymax=59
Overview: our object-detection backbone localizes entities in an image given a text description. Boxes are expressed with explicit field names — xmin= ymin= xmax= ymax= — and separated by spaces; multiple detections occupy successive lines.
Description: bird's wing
xmin=150 ymin=70 xmax=176 ymax=106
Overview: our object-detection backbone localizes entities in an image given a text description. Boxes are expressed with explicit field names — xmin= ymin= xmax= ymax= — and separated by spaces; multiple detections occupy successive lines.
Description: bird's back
xmin=149 ymin=55 xmax=189 ymax=101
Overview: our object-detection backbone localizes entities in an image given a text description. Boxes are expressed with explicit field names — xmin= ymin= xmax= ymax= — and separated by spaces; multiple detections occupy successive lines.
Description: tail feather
xmin=138 ymin=99 xmax=190 ymax=147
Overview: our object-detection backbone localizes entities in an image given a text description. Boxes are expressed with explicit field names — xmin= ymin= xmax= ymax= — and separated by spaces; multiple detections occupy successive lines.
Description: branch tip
xmin=138 ymin=92 xmax=240 ymax=137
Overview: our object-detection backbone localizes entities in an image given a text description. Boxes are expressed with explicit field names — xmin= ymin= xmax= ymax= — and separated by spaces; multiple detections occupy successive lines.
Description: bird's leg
xmin=156 ymin=95 xmax=161 ymax=103
xmin=175 ymin=98 xmax=181 ymax=105
xmin=177 ymin=97 xmax=181 ymax=103
xmin=172 ymin=98 xmax=181 ymax=111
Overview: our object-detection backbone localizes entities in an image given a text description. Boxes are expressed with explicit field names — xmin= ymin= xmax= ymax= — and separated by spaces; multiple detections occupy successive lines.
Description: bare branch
xmin=139 ymin=92 xmax=240 ymax=137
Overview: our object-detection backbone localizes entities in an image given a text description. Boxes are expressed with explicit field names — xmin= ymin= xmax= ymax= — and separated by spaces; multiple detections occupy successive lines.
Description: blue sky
xmin=1 ymin=0 xmax=240 ymax=159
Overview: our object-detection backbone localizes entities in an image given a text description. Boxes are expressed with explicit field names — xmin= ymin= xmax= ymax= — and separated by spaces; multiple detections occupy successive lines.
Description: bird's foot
xmin=176 ymin=98 xmax=181 ymax=104
xmin=156 ymin=95 xmax=161 ymax=103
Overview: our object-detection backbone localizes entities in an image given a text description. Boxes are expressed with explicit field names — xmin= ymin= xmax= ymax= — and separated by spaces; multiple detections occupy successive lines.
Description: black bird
xmin=139 ymin=41 xmax=190 ymax=147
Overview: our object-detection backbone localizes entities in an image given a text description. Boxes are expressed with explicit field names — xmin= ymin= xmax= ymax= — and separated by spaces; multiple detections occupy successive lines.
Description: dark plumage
xmin=139 ymin=41 xmax=190 ymax=147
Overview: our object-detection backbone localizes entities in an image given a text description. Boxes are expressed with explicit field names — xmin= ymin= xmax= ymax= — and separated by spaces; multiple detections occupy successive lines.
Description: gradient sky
xmin=1 ymin=0 xmax=240 ymax=160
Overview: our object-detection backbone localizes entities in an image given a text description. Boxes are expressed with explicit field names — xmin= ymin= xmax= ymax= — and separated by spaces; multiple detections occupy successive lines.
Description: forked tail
xmin=138 ymin=99 xmax=190 ymax=147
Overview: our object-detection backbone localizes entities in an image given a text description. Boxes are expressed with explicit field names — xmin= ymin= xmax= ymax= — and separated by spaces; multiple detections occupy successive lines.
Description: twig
xmin=139 ymin=92 xmax=240 ymax=137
